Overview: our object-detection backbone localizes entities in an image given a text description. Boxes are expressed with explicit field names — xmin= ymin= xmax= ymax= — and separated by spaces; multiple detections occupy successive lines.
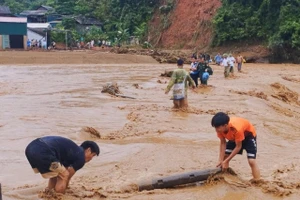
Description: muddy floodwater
xmin=1 ymin=52 xmax=300 ymax=200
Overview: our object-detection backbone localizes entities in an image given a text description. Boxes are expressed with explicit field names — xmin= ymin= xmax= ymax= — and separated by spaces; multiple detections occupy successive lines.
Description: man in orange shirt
xmin=211 ymin=112 xmax=260 ymax=180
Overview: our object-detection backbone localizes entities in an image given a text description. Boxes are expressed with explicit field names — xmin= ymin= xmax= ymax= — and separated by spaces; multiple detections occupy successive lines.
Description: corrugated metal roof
xmin=0 ymin=17 xmax=27 ymax=23
xmin=0 ymin=6 xmax=11 ymax=14
xmin=27 ymin=23 xmax=51 ymax=29
xmin=37 ymin=5 xmax=54 ymax=11
xmin=20 ymin=10 xmax=47 ymax=16
xmin=27 ymin=27 xmax=46 ymax=36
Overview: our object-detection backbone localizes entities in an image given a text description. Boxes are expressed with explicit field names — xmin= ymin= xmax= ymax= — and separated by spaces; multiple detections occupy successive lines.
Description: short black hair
xmin=81 ymin=141 xmax=100 ymax=156
xmin=177 ymin=58 xmax=184 ymax=66
xmin=211 ymin=112 xmax=230 ymax=127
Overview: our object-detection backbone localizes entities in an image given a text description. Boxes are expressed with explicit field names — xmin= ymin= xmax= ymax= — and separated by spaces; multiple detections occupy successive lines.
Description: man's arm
xmin=224 ymin=141 xmax=242 ymax=163
xmin=66 ymin=167 xmax=76 ymax=188
xmin=55 ymin=169 xmax=69 ymax=193
xmin=219 ymin=137 xmax=226 ymax=163
xmin=54 ymin=167 xmax=76 ymax=193
xmin=165 ymin=71 xmax=176 ymax=94
xmin=187 ymin=74 xmax=196 ymax=88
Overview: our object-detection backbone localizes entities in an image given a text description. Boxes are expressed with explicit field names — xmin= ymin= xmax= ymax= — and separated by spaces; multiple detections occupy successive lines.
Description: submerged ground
xmin=0 ymin=51 xmax=300 ymax=200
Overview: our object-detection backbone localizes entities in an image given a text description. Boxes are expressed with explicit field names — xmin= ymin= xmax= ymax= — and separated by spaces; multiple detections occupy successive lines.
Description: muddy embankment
xmin=110 ymin=46 xmax=270 ymax=64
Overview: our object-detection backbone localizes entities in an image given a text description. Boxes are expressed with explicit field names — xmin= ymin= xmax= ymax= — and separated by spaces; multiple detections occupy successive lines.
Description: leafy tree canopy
xmin=1 ymin=0 xmax=160 ymax=44
xmin=213 ymin=0 xmax=300 ymax=62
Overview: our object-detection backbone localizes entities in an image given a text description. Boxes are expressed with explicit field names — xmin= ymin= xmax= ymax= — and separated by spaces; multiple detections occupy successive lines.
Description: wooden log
xmin=115 ymin=94 xmax=136 ymax=99
xmin=138 ymin=168 xmax=221 ymax=191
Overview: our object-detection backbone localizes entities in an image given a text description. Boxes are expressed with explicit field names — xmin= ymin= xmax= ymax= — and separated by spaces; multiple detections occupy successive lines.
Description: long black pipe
xmin=138 ymin=168 xmax=222 ymax=191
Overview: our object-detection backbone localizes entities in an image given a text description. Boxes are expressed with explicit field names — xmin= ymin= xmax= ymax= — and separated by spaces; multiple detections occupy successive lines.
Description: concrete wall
xmin=0 ymin=35 xmax=2 ymax=50
xmin=27 ymin=29 xmax=44 ymax=42
xmin=23 ymin=35 xmax=27 ymax=50
xmin=2 ymin=35 xmax=10 ymax=49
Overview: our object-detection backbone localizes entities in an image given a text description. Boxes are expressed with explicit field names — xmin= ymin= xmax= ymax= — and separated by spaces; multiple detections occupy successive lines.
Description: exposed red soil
xmin=149 ymin=0 xmax=221 ymax=49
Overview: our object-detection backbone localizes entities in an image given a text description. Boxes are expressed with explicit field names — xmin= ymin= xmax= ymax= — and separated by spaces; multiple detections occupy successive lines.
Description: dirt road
xmin=0 ymin=50 xmax=156 ymax=64
xmin=0 ymin=51 xmax=300 ymax=200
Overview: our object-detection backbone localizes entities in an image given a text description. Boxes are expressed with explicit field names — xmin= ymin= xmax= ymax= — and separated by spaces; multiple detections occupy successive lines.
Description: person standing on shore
xmin=211 ymin=112 xmax=261 ymax=181
xmin=165 ymin=59 xmax=196 ymax=109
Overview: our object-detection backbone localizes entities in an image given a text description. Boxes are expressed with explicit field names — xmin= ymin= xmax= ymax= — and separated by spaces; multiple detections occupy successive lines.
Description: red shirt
xmin=217 ymin=117 xmax=256 ymax=142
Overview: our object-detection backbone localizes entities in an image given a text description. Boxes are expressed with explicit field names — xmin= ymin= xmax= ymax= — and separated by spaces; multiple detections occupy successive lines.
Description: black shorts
xmin=25 ymin=138 xmax=59 ymax=174
xmin=225 ymin=136 xmax=257 ymax=159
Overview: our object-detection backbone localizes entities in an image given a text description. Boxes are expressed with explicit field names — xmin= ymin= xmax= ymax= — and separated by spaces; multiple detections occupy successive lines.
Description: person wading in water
xmin=165 ymin=58 xmax=196 ymax=109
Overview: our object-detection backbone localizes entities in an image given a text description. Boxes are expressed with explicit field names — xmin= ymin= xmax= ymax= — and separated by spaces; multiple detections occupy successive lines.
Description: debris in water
xmin=102 ymin=82 xmax=136 ymax=99
xmin=132 ymin=83 xmax=139 ymax=89
xmin=101 ymin=82 xmax=121 ymax=95
xmin=82 ymin=127 xmax=101 ymax=138
xmin=270 ymin=82 xmax=299 ymax=105
xmin=161 ymin=70 xmax=173 ymax=77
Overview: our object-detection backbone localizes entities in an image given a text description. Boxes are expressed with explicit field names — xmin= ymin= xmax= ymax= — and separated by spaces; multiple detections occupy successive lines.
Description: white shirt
xmin=190 ymin=62 xmax=198 ymax=74
xmin=228 ymin=56 xmax=236 ymax=66
xmin=221 ymin=58 xmax=229 ymax=67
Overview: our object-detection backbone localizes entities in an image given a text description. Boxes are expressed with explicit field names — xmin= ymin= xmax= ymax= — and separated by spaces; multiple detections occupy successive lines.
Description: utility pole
xmin=65 ymin=31 xmax=68 ymax=50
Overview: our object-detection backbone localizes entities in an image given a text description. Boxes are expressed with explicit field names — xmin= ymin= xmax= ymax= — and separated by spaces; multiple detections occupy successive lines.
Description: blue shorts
xmin=25 ymin=139 xmax=60 ymax=174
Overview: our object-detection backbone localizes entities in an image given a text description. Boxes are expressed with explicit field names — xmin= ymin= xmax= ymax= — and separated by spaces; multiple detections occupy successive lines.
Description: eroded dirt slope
xmin=149 ymin=0 xmax=221 ymax=49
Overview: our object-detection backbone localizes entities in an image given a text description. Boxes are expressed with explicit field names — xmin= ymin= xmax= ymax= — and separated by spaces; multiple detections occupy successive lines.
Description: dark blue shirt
xmin=40 ymin=136 xmax=85 ymax=171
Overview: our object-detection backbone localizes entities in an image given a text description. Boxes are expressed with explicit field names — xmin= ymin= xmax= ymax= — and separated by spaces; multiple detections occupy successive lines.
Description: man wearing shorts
xmin=211 ymin=112 xmax=260 ymax=180
xmin=25 ymin=136 xmax=100 ymax=193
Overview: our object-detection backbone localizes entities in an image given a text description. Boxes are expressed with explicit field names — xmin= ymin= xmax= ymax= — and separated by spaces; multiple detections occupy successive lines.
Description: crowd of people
xmin=77 ymin=39 xmax=113 ymax=49
xmin=27 ymin=38 xmax=48 ymax=49
xmin=165 ymin=53 xmax=246 ymax=109
xmin=215 ymin=53 xmax=245 ymax=76
xmin=22 ymin=51 xmax=258 ymax=196
xmin=26 ymin=38 xmax=57 ymax=50
xmin=164 ymin=55 xmax=260 ymax=187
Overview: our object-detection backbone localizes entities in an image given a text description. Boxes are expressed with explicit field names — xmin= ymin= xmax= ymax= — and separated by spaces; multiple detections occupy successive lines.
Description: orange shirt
xmin=217 ymin=117 xmax=256 ymax=142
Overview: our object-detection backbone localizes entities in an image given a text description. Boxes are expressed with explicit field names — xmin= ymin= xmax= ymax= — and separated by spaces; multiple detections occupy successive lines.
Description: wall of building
xmin=0 ymin=17 xmax=27 ymax=49
xmin=0 ymin=22 xmax=27 ymax=35
xmin=1 ymin=35 xmax=10 ymax=49
xmin=27 ymin=29 xmax=44 ymax=42
xmin=23 ymin=35 xmax=27 ymax=50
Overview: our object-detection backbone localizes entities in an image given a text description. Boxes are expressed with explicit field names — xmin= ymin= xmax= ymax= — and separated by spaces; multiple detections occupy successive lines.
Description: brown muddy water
xmin=1 ymin=59 xmax=300 ymax=200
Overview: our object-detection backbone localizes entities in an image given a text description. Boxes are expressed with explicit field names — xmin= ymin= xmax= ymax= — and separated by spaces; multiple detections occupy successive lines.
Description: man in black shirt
xmin=25 ymin=136 xmax=100 ymax=193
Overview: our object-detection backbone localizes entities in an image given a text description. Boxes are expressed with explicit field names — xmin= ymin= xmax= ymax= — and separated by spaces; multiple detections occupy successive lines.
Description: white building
xmin=27 ymin=23 xmax=51 ymax=48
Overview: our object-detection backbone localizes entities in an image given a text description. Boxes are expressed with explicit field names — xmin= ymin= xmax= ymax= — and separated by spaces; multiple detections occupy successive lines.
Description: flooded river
xmin=1 ymin=52 xmax=300 ymax=199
